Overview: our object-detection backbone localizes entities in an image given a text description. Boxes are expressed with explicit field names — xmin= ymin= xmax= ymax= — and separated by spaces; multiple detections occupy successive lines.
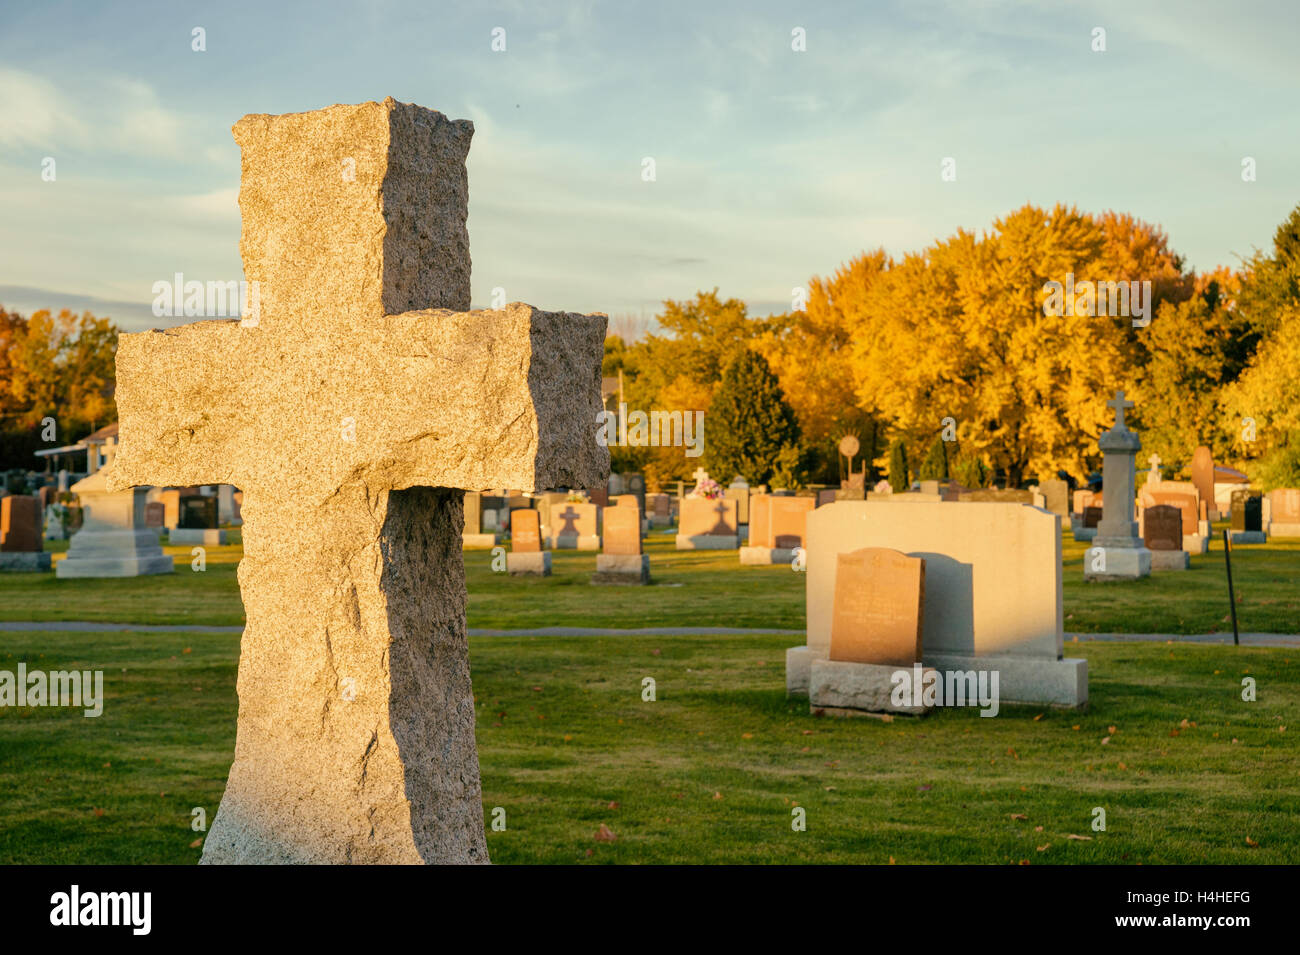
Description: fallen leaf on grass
xmin=1245 ymin=836 xmax=1259 ymax=848
xmin=1033 ymin=713 xmax=1043 ymax=721
xmin=92 ymin=808 xmax=105 ymax=818
xmin=189 ymin=838 xmax=203 ymax=849
xmin=1010 ymin=813 xmax=1028 ymax=821
xmin=1036 ymin=844 xmax=1051 ymax=852
xmin=595 ymin=824 xmax=616 ymax=843
xmin=1067 ymin=834 xmax=1093 ymax=841
xmin=1034 ymin=826 xmax=1044 ymax=832
xmin=741 ymin=733 xmax=753 ymax=739
xmin=712 ymin=791 xmax=723 ymax=800
xmin=1101 ymin=736 xmax=1111 ymax=745
xmin=607 ymin=801 xmax=620 ymax=810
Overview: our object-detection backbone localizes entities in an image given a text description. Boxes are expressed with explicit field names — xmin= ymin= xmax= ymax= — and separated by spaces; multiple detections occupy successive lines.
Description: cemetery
xmin=2 ymin=82 xmax=1299 ymax=870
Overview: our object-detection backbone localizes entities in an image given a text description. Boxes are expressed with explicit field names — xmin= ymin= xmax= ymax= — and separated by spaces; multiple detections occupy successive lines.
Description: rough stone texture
xmin=591 ymin=553 xmax=650 ymax=584
xmin=809 ymin=659 xmax=932 ymax=715
xmin=105 ymin=100 xmax=608 ymax=865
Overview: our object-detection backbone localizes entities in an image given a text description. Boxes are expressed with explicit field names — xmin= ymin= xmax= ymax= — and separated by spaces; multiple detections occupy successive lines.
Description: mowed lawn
xmin=2 ymin=523 xmax=1298 ymax=634
xmin=0 ymin=630 xmax=1296 ymax=864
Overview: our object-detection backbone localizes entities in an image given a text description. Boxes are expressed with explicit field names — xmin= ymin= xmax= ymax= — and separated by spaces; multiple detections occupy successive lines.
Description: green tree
xmin=918 ymin=434 xmax=949 ymax=480
xmin=888 ymin=439 xmax=910 ymax=492
xmin=703 ymin=350 xmax=801 ymax=485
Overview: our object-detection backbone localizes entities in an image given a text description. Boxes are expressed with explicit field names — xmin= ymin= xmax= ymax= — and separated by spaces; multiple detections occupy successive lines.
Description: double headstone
xmin=1229 ymin=490 xmax=1265 ymax=544
xmin=740 ymin=495 xmax=814 ymax=564
xmin=1143 ymin=504 xmax=1189 ymax=570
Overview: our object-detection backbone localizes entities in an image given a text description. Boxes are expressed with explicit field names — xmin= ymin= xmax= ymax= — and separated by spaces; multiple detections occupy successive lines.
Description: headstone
xmin=770 ymin=496 xmax=816 ymax=549
xmin=1230 ymin=490 xmax=1265 ymax=543
xmin=788 ymin=500 xmax=1085 ymax=708
xmin=144 ymin=502 xmax=165 ymax=528
xmin=510 ymin=507 xmax=542 ymax=551
xmin=740 ymin=495 xmax=814 ymax=564
xmin=0 ymin=496 xmax=49 ymax=571
xmin=749 ymin=493 xmax=770 ymax=547
xmin=724 ymin=485 xmax=750 ymax=525
xmin=1084 ymin=390 xmax=1150 ymax=580
xmin=1143 ymin=504 xmax=1190 ymax=571
xmin=1141 ymin=488 xmax=1198 ymax=536
xmin=43 ymin=504 xmax=68 ymax=542
xmin=1146 ymin=453 xmax=1162 ymax=489
xmin=1143 ymin=505 xmax=1182 ymax=551
xmin=816 ymin=489 xmax=838 ymax=508
xmin=1038 ymin=478 xmax=1068 ymax=517
xmin=676 ymin=496 xmax=738 ymax=549
xmin=828 ymin=548 xmax=925 ymax=666
xmin=463 ymin=491 xmax=482 ymax=533
xmin=1083 ymin=506 xmax=1103 ymax=528
xmin=57 ymin=469 xmax=69 ymax=493
xmin=172 ymin=495 xmax=227 ymax=545
xmin=104 ymin=98 xmax=604 ymax=863
xmin=461 ymin=491 xmax=498 ymax=547
xmin=217 ymin=484 xmax=242 ymax=526
xmin=551 ymin=501 xmax=599 ymax=549
xmin=593 ymin=503 xmax=648 ymax=584
xmin=587 ymin=486 xmax=609 ymax=508
xmin=1268 ymin=488 xmax=1300 ymax=537
xmin=1191 ymin=446 xmax=1214 ymax=516
xmin=58 ymin=468 xmax=173 ymax=578
xmin=647 ymin=492 xmax=671 ymax=528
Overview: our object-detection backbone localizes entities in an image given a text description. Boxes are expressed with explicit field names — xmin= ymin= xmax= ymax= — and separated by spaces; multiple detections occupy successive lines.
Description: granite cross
xmin=1107 ymin=389 xmax=1134 ymax=430
xmin=108 ymin=99 xmax=608 ymax=864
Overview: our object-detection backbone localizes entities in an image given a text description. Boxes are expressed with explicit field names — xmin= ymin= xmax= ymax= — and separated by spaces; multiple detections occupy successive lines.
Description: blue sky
xmin=2 ymin=0 xmax=1298 ymax=332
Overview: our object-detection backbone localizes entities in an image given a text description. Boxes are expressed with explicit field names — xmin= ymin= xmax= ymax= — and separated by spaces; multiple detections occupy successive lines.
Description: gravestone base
xmin=786 ymin=645 xmax=822 ymax=696
xmin=0 ymin=552 xmax=52 ymax=572
xmin=1183 ymin=534 xmax=1209 ymax=554
xmin=1083 ymin=544 xmax=1151 ymax=581
xmin=461 ymin=532 xmax=499 ymax=548
xmin=507 ymin=551 xmax=552 ymax=576
xmin=551 ymin=534 xmax=600 ymax=551
xmin=57 ymin=529 xmax=174 ymax=578
xmin=591 ymin=553 xmax=650 ymax=585
xmin=675 ymin=533 xmax=739 ymax=550
xmin=809 ymin=660 xmax=933 ymax=716
xmin=1267 ymin=522 xmax=1300 ymax=538
xmin=1150 ymin=549 xmax=1190 ymax=571
xmin=925 ymin=652 xmax=1089 ymax=708
xmin=739 ymin=545 xmax=794 ymax=565
xmin=1072 ymin=526 xmax=1097 ymax=542
xmin=789 ymin=646 xmax=1086 ymax=708
xmin=649 ymin=515 xmax=672 ymax=529
xmin=169 ymin=528 xmax=228 ymax=546
xmin=1229 ymin=530 xmax=1266 ymax=544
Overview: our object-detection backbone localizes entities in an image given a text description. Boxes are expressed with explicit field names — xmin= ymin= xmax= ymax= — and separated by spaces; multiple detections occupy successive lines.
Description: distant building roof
xmin=84 ymin=423 xmax=119 ymax=443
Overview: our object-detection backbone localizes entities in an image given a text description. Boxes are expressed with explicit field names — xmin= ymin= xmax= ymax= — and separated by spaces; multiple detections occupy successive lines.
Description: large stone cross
xmin=107 ymin=99 xmax=608 ymax=864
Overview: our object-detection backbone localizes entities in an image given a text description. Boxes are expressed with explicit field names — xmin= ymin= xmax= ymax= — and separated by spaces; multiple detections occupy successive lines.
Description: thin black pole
xmin=1222 ymin=529 xmax=1240 ymax=646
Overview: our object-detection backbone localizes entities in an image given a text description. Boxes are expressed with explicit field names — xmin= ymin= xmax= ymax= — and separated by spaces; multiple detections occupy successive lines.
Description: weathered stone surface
xmin=592 ymin=553 xmax=650 ymax=584
xmin=105 ymin=99 xmax=608 ymax=865
xmin=809 ymin=659 xmax=932 ymax=715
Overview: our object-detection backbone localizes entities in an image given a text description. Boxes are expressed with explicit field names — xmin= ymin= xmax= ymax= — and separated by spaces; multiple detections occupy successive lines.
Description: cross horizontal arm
xmin=106 ymin=303 xmax=609 ymax=495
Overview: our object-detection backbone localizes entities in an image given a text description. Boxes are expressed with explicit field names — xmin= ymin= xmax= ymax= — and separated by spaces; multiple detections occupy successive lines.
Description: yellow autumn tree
xmin=833 ymin=205 xmax=1187 ymax=486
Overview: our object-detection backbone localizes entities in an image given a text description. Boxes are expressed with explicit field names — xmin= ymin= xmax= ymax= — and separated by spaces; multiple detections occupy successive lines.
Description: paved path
xmin=1 ymin=622 xmax=1297 ymax=646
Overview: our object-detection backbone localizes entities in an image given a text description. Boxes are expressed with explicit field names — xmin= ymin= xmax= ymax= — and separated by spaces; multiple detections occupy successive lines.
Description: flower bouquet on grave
xmin=689 ymin=477 xmax=723 ymax=500
xmin=565 ymin=490 xmax=588 ymax=503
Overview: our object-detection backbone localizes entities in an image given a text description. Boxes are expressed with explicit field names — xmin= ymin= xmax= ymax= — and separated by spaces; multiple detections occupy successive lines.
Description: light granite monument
xmin=59 ymin=439 xmax=172 ymax=579
xmin=740 ymin=494 xmax=813 ymax=564
xmin=1268 ymin=488 xmax=1300 ymax=538
xmin=106 ymin=99 xmax=607 ymax=864
xmin=788 ymin=499 xmax=1086 ymax=708
xmin=676 ymin=496 xmax=739 ymax=549
xmin=1084 ymin=391 xmax=1150 ymax=581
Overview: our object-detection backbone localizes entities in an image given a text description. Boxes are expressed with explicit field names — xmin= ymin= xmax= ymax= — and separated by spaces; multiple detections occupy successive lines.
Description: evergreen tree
xmin=703 ymin=350 xmax=802 ymax=485
xmin=888 ymin=439 xmax=910 ymax=492
xmin=918 ymin=434 xmax=949 ymax=481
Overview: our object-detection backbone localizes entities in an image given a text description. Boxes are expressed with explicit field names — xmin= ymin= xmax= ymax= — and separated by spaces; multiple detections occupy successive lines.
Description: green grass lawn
xmin=3 ymin=524 xmax=1297 ymax=634
xmin=0 ymin=630 xmax=1295 ymax=864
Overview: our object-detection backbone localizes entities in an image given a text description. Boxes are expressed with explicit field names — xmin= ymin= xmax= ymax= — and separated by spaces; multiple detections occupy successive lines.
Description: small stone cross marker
xmin=692 ymin=466 xmax=710 ymax=486
xmin=1107 ymin=389 xmax=1134 ymax=430
xmin=108 ymin=99 xmax=608 ymax=864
